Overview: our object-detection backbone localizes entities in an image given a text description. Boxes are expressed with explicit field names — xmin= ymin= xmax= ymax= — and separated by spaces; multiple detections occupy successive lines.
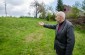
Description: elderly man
xmin=38 ymin=11 xmax=75 ymax=55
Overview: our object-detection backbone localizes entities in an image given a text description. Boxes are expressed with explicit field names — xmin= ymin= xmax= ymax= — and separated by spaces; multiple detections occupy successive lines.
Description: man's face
xmin=55 ymin=15 xmax=61 ymax=23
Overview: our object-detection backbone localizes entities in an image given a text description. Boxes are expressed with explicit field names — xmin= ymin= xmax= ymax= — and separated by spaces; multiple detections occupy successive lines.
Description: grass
xmin=0 ymin=17 xmax=85 ymax=55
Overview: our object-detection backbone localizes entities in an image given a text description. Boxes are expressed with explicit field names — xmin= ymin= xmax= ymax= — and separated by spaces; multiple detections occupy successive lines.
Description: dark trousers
xmin=55 ymin=49 xmax=65 ymax=55
xmin=56 ymin=50 xmax=72 ymax=55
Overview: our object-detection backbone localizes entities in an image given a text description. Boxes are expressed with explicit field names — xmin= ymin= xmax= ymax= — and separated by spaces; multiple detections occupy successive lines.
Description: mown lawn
xmin=0 ymin=17 xmax=85 ymax=55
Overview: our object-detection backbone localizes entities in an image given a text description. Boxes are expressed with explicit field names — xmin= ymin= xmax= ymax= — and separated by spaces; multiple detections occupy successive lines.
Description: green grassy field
xmin=0 ymin=17 xmax=85 ymax=55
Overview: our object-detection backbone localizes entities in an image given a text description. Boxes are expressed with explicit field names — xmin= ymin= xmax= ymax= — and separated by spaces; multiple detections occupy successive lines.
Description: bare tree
xmin=37 ymin=2 xmax=46 ymax=19
xmin=30 ymin=0 xmax=39 ymax=18
xmin=30 ymin=1 xmax=46 ymax=18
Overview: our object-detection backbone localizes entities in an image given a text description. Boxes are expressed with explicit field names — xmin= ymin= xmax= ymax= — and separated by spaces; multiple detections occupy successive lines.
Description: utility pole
xmin=5 ymin=0 xmax=7 ymax=16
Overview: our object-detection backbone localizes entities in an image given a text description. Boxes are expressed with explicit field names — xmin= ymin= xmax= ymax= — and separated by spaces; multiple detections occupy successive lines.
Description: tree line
xmin=30 ymin=0 xmax=85 ymax=21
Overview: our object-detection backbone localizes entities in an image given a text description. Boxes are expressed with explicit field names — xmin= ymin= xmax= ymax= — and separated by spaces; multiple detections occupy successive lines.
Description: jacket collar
xmin=57 ymin=20 xmax=66 ymax=33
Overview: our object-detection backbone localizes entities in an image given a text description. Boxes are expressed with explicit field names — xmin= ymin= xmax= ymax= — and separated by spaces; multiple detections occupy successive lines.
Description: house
xmin=63 ymin=5 xmax=72 ymax=18
xmin=63 ymin=5 xmax=85 ymax=18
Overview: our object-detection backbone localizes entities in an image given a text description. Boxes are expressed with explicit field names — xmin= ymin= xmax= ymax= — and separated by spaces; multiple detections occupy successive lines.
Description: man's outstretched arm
xmin=43 ymin=24 xmax=56 ymax=29
xmin=38 ymin=22 xmax=56 ymax=29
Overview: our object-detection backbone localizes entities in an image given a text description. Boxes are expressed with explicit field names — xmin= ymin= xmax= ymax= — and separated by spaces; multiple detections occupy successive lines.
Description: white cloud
xmin=0 ymin=0 xmax=55 ymax=17
xmin=6 ymin=0 xmax=24 ymax=6
xmin=38 ymin=0 xmax=54 ymax=5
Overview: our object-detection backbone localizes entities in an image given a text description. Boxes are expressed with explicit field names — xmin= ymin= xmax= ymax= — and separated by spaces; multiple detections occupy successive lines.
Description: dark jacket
xmin=43 ymin=20 xmax=75 ymax=55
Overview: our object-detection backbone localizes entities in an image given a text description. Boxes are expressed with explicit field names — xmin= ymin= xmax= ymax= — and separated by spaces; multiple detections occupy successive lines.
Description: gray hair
xmin=56 ymin=11 xmax=65 ymax=20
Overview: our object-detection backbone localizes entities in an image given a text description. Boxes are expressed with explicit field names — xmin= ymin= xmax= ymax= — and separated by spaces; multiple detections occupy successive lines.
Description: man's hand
xmin=38 ymin=22 xmax=44 ymax=26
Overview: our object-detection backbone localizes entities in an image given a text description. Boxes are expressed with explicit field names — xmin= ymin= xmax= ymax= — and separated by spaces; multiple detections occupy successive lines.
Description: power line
xmin=5 ymin=0 xmax=7 ymax=16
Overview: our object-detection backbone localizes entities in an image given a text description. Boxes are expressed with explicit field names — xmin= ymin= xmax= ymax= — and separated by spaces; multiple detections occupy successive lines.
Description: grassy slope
xmin=0 ymin=17 xmax=85 ymax=55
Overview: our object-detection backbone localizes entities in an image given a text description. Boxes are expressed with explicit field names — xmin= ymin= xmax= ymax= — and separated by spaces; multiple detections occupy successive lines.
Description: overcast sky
xmin=0 ymin=0 xmax=83 ymax=17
